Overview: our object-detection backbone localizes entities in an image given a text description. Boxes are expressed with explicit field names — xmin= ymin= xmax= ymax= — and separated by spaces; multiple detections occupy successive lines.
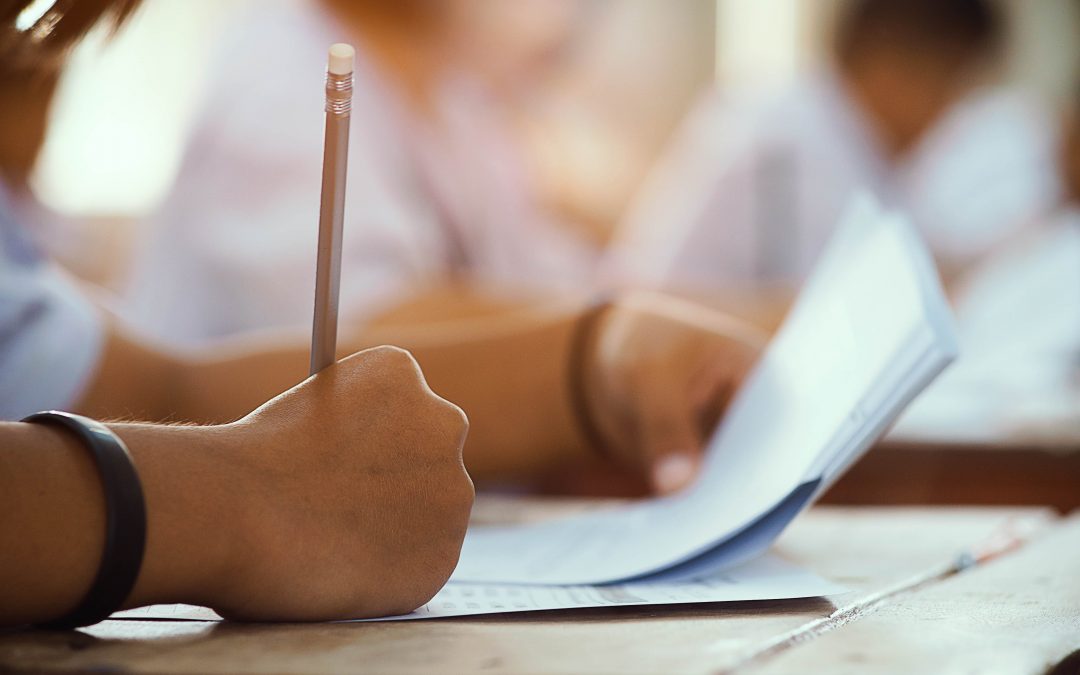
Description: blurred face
xmin=841 ymin=45 xmax=982 ymax=158
xmin=325 ymin=0 xmax=587 ymax=92
xmin=441 ymin=0 xmax=587 ymax=89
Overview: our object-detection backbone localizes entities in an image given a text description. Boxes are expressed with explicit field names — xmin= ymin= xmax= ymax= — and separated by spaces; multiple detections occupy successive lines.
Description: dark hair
xmin=835 ymin=0 xmax=1004 ymax=64
xmin=1 ymin=0 xmax=141 ymax=72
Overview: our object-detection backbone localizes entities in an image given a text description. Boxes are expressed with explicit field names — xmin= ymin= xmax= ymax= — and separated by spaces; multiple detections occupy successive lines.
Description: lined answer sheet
xmin=112 ymin=555 xmax=844 ymax=623
xmin=377 ymin=555 xmax=843 ymax=621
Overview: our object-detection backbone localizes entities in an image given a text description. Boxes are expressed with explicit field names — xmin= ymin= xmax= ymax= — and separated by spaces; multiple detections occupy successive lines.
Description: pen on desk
xmin=310 ymin=43 xmax=355 ymax=376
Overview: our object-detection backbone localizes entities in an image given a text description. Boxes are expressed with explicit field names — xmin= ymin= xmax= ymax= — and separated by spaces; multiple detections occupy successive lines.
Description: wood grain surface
xmin=0 ymin=503 xmax=1060 ymax=675
xmin=743 ymin=513 xmax=1080 ymax=675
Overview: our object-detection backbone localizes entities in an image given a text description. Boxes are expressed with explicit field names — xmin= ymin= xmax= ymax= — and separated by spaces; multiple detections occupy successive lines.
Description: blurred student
xmin=606 ymin=0 xmax=1059 ymax=306
xmin=124 ymin=0 xmax=597 ymax=344
xmin=899 ymin=86 xmax=1080 ymax=435
xmin=0 ymin=0 xmax=765 ymax=627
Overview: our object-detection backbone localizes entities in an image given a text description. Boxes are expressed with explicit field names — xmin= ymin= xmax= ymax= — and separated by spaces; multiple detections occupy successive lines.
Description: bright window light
xmin=715 ymin=0 xmax=804 ymax=88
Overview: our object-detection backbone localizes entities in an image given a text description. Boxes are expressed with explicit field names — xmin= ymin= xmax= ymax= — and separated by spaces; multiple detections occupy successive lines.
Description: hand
xmin=208 ymin=346 xmax=473 ymax=621
xmin=585 ymin=293 xmax=765 ymax=495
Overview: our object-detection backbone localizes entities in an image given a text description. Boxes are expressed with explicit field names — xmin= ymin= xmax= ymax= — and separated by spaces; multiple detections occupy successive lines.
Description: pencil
xmin=310 ymin=43 xmax=355 ymax=376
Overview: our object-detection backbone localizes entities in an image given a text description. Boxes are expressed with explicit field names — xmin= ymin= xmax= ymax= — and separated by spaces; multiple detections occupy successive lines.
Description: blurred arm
xmin=79 ymin=293 xmax=762 ymax=490
xmin=76 ymin=304 xmax=588 ymax=482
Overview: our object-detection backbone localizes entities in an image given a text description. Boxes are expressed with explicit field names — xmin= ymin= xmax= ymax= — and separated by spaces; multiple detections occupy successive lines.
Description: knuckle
xmin=455 ymin=470 xmax=476 ymax=507
xmin=365 ymin=346 xmax=429 ymax=402
xmin=442 ymin=399 xmax=470 ymax=436
xmin=370 ymin=344 xmax=419 ymax=371
xmin=364 ymin=344 xmax=395 ymax=360
xmin=435 ymin=466 xmax=475 ymax=515
xmin=425 ymin=394 xmax=470 ymax=439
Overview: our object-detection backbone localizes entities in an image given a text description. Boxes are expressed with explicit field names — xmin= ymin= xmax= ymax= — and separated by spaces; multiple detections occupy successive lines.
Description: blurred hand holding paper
xmin=452 ymin=195 xmax=959 ymax=586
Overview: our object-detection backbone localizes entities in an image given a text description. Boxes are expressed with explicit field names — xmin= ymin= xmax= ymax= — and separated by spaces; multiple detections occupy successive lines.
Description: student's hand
xmin=209 ymin=346 xmax=473 ymax=621
xmin=584 ymin=294 xmax=765 ymax=495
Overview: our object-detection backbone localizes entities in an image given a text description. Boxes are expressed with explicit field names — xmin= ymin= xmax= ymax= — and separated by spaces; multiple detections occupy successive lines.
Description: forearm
xmin=79 ymin=302 xmax=595 ymax=482
xmin=395 ymin=305 xmax=588 ymax=481
xmin=173 ymin=304 xmax=592 ymax=481
xmin=365 ymin=284 xmax=541 ymax=326
xmin=0 ymin=422 xmax=237 ymax=627
xmin=74 ymin=320 xmax=182 ymax=423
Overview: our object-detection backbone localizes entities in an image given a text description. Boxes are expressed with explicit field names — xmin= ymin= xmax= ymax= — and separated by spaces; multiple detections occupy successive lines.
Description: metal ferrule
xmin=325 ymin=71 xmax=354 ymax=116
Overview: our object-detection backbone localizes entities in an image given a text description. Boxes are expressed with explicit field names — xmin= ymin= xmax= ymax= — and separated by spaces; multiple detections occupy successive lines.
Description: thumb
xmin=638 ymin=390 xmax=704 ymax=495
xmin=653 ymin=452 xmax=700 ymax=496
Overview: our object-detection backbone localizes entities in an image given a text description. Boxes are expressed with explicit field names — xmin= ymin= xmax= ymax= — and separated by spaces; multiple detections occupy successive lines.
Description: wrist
xmin=110 ymin=423 xmax=246 ymax=609
xmin=566 ymin=299 xmax=624 ymax=464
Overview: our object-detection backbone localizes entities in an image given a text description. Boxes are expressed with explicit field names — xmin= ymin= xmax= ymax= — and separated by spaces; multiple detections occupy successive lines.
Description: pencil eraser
xmin=328 ymin=43 xmax=355 ymax=75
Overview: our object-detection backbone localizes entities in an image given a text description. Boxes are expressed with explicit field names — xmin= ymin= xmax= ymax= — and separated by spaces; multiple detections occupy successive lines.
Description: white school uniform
xmin=604 ymin=73 xmax=1062 ymax=291
xmin=0 ymin=185 xmax=103 ymax=420
xmin=124 ymin=0 xmax=595 ymax=346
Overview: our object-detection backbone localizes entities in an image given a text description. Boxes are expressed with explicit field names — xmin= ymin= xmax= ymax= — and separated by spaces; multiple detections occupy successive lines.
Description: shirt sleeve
xmin=0 ymin=255 xmax=104 ymax=421
xmin=123 ymin=7 xmax=438 ymax=343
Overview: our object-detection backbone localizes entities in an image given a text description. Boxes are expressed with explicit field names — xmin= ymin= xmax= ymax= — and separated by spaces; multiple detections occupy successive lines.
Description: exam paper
xmin=373 ymin=555 xmax=843 ymax=621
xmin=112 ymin=555 xmax=845 ymax=623
xmin=451 ymin=196 xmax=959 ymax=585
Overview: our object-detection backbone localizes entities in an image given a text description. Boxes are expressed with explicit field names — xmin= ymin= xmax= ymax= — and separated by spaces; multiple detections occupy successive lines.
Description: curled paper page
xmin=452 ymin=195 xmax=959 ymax=585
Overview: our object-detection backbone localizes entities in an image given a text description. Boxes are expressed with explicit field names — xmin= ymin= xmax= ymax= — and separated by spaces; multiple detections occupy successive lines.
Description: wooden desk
xmin=539 ymin=434 xmax=1080 ymax=510
xmin=826 ymin=402 xmax=1080 ymax=511
xmin=2 ymin=501 xmax=1078 ymax=675
xmin=824 ymin=440 xmax=1080 ymax=512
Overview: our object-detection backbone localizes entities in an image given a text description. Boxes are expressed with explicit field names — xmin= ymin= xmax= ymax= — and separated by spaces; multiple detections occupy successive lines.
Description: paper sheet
xmin=451 ymin=196 xmax=958 ymax=585
xmin=112 ymin=555 xmax=845 ymax=623
xmin=376 ymin=555 xmax=844 ymax=621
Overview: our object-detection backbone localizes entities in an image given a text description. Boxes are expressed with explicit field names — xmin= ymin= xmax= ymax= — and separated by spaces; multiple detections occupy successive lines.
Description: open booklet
xmin=451 ymin=195 xmax=959 ymax=586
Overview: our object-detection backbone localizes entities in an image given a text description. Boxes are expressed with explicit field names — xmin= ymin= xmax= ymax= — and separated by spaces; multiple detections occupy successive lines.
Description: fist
xmin=212 ymin=346 xmax=473 ymax=620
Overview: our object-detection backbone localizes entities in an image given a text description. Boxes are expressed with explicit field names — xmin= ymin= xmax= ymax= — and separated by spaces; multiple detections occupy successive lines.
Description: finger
xmin=688 ymin=358 xmax=741 ymax=435
xmin=653 ymin=452 xmax=699 ymax=496
xmin=688 ymin=338 xmax=761 ymax=428
xmin=635 ymin=379 xmax=705 ymax=495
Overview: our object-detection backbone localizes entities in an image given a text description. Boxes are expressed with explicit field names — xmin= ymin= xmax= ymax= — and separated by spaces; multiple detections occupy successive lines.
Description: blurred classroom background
xmin=20 ymin=0 xmax=1080 ymax=462
xmin=35 ymin=0 xmax=1079 ymax=280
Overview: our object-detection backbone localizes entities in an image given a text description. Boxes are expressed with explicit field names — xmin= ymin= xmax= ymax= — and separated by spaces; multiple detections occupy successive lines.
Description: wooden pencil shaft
xmin=310 ymin=69 xmax=352 ymax=376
